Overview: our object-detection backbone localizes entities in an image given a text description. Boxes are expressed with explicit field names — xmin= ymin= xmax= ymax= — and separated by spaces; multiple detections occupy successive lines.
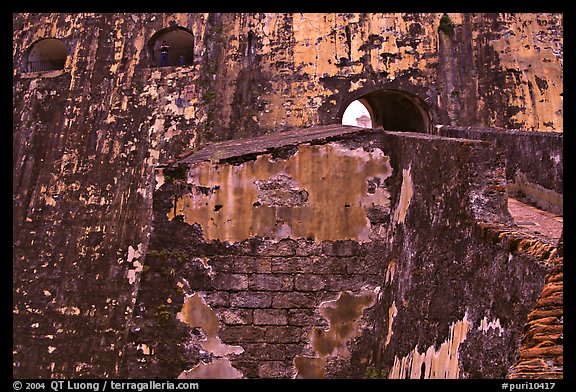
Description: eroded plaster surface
xmin=177 ymin=293 xmax=244 ymax=357
xmin=178 ymin=358 xmax=244 ymax=379
xmin=388 ymin=313 xmax=470 ymax=379
xmin=167 ymin=143 xmax=392 ymax=243
xmin=392 ymin=167 xmax=413 ymax=225
xmin=387 ymin=314 xmax=510 ymax=379
xmin=295 ymin=290 xmax=377 ymax=378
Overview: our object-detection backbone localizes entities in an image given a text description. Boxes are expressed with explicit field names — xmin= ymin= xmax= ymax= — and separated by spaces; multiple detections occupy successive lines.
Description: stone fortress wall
xmin=12 ymin=13 xmax=562 ymax=378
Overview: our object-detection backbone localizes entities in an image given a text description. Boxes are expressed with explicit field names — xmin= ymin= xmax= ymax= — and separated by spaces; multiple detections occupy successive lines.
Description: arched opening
xmin=26 ymin=38 xmax=67 ymax=73
xmin=148 ymin=26 xmax=194 ymax=68
xmin=341 ymin=90 xmax=431 ymax=133
xmin=341 ymin=99 xmax=373 ymax=128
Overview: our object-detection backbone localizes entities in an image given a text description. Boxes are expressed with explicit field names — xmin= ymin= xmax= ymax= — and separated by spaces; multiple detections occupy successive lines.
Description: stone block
xmin=253 ymin=309 xmax=288 ymax=325
xmin=264 ymin=326 xmax=305 ymax=343
xmin=219 ymin=326 xmax=267 ymax=343
xmin=206 ymin=257 xmax=234 ymax=273
xmin=201 ymin=291 xmax=229 ymax=308
xmin=310 ymin=257 xmax=347 ymax=274
xmin=230 ymin=292 xmax=273 ymax=308
xmin=323 ymin=274 xmax=371 ymax=291
xmin=258 ymin=361 xmax=296 ymax=378
xmin=271 ymin=257 xmax=315 ymax=274
xmin=218 ymin=309 xmax=253 ymax=325
xmin=288 ymin=309 xmax=327 ymax=327
xmin=233 ymin=257 xmax=271 ymax=274
xmin=294 ymin=239 xmax=322 ymax=256
xmin=212 ymin=274 xmax=248 ymax=291
xmin=239 ymin=343 xmax=302 ymax=361
xmin=321 ymin=240 xmax=365 ymax=257
xmin=249 ymin=274 xmax=293 ymax=291
xmin=294 ymin=274 xmax=326 ymax=291
xmin=272 ymin=292 xmax=317 ymax=309
xmin=231 ymin=361 xmax=259 ymax=378
xmin=345 ymin=257 xmax=383 ymax=275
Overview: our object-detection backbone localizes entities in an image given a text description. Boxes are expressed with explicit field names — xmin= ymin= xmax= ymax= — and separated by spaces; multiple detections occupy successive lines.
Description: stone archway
xmin=340 ymin=89 xmax=432 ymax=133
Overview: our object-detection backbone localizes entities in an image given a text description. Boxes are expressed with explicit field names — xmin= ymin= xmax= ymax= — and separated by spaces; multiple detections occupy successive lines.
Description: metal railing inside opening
xmin=27 ymin=59 xmax=66 ymax=73
xmin=153 ymin=47 xmax=194 ymax=67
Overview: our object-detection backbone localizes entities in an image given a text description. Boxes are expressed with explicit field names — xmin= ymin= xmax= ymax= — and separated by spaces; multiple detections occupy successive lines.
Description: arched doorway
xmin=26 ymin=38 xmax=67 ymax=73
xmin=148 ymin=26 xmax=194 ymax=68
xmin=342 ymin=99 xmax=373 ymax=128
xmin=341 ymin=89 xmax=431 ymax=133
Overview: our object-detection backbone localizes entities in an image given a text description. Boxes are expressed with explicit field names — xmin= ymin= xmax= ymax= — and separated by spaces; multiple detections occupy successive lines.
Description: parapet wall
xmin=433 ymin=125 xmax=563 ymax=214
xmin=125 ymin=126 xmax=555 ymax=378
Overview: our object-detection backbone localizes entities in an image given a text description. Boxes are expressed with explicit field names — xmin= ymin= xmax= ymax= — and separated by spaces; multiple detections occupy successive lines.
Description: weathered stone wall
xmin=125 ymin=126 xmax=556 ymax=378
xmin=13 ymin=13 xmax=562 ymax=378
xmin=371 ymin=130 xmax=557 ymax=379
xmin=126 ymin=128 xmax=388 ymax=378
xmin=434 ymin=125 xmax=563 ymax=214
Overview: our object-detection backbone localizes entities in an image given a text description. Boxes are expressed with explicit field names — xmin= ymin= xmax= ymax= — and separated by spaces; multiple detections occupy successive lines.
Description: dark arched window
xmin=148 ymin=26 xmax=194 ymax=68
xmin=26 ymin=38 xmax=67 ymax=73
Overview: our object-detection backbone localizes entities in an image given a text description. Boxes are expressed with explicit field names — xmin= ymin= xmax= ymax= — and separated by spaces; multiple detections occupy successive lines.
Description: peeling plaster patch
xmin=127 ymin=244 xmax=144 ymax=284
xmin=177 ymin=293 xmax=244 ymax=357
xmin=147 ymin=148 xmax=161 ymax=167
xmin=388 ymin=313 xmax=470 ymax=379
xmin=195 ymin=257 xmax=214 ymax=278
xmin=127 ymin=244 xmax=143 ymax=264
xmin=44 ymin=195 xmax=57 ymax=206
xmin=178 ymin=358 xmax=244 ymax=379
xmin=385 ymin=259 xmax=396 ymax=286
xmin=489 ymin=14 xmax=563 ymax=131
xmin=350 ymin=78 xmax=366 ymax=92
xmin=168 ymin=143 xmax=393 ymax=243
xmin=384 ymin=301 xmax=398 ymax=348
xmin=294 ymin=357 xmax=325 ymax=379
xmin=137 ymin=343 xmax=153 ymax=355
xmin=127 ymin=270 xmax=137 ymax=285
xmin=57 ymin=306 xmax=81 ymax=316
xmin=295 ymin=290 xmax=376 ymax=378
xmin=312 ymin=290 xmax=377 ymax=357
xmin=478 ymin=316 xmax=504 ymax=337
xmin=392 ymin=167 xmax=413 ymax=225
xmin=155 ymin=169 xmax=165 ymax=190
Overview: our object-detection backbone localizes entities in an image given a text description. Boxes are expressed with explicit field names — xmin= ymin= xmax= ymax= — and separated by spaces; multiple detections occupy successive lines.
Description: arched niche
xmin=148 ymin=26 xmax=194 ymax=68
xmin=25 ymin=37 xmax=67 ymax=73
